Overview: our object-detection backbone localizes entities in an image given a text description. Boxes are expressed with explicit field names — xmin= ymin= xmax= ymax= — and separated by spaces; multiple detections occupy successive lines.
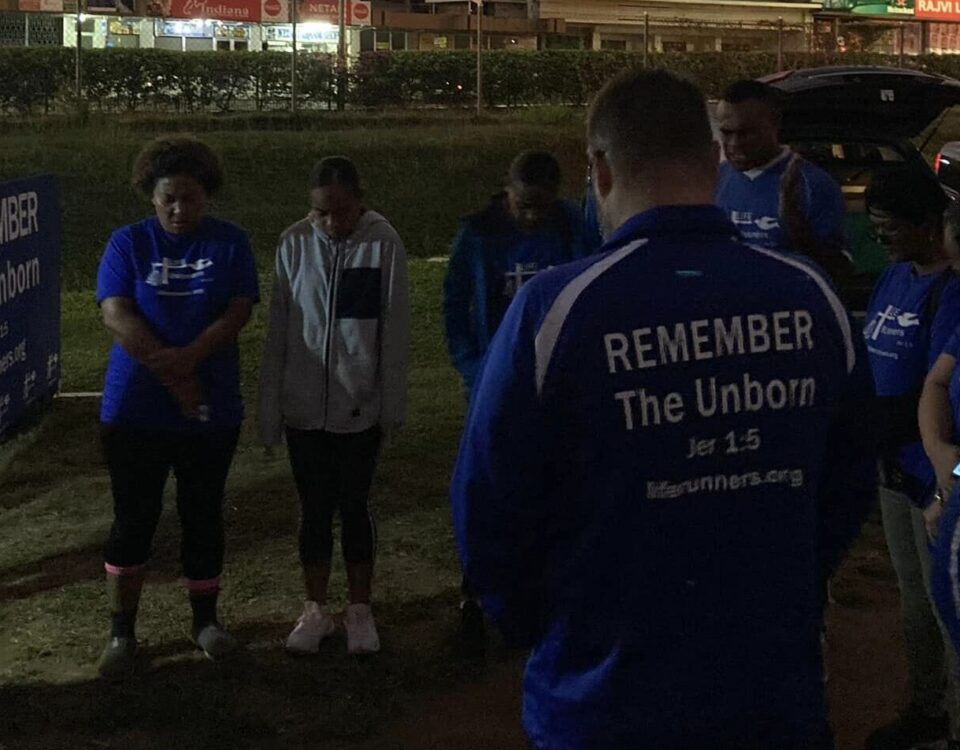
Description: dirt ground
xmin=360 ymin=513 xmax=912 ymax=750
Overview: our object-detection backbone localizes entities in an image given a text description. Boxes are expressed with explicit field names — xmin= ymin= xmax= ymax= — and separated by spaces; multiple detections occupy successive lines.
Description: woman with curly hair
xmin=94 ymin=134 xmax=259 ymax=678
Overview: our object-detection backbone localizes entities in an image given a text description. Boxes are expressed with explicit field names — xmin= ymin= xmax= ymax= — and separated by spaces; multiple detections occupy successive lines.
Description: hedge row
xmin=0 ymin=47 xmax=338 ymax=114
xmin=5 ymin=47 xmax=960 ymax=114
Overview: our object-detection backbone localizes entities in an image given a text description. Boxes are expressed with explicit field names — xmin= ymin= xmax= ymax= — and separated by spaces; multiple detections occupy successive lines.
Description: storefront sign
xmin=917 ymin=0 xmax=960 ymax=19
xmin=299 ymin=0 xmax=370 ymax=24
xmin=145 ymin=0 xmax=368 ymax=22
xmin=821 ymin=0 xmax=913 ymax=13
xmin=87 ymin=0 xmax=136 ymax=13
xmin=261 ymin=0 xmax=288 ymax=21
xmin=108 ymin=18 xmax=140 ymax=33
xmin=0 ymin=175 xmax=60 ymax=442
xmin=264 ymin=22 xmax=337 ymax=42
xmin=214 ymin=21 xmax=248 ymax=37
xmin=17 ymin=0 xmax=65 ymax=11
xmin=161 ymin=0 xmax=260 ymax=20
xmin=157 ymin=18 xmax=213 ymax=35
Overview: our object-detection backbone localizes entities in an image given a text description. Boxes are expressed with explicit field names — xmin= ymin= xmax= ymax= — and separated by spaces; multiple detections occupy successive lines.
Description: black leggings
xmin=101 ymin=425 xmax=240 ymax=582
xmin=285 ymin=426 xmax=381 ymax=566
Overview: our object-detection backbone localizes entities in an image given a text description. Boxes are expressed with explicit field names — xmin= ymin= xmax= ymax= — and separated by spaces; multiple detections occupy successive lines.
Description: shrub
xmin=0 ymin=47 xmax=956 ymax=115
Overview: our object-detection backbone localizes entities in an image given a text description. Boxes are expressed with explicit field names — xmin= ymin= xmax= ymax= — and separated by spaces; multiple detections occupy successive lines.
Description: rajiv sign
xmin=917 ymin=0 xmax=960 ymax=19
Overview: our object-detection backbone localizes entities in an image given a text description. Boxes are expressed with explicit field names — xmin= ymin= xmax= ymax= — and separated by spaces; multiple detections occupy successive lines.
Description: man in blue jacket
xmin=443 ymin=150 xmax=594 ymax=654
xmin=451 ymin=69 xmax=876 ymax=749
xmin=443 ymin=150 xmax=594 ymax=395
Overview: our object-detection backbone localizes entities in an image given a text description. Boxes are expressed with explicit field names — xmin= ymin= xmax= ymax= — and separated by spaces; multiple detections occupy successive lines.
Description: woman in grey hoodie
xmin=258 ymin=156 xmax=409 ymax=655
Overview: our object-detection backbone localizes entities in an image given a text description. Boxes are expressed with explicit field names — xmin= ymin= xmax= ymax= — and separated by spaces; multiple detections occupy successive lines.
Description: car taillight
xmin=935 ymin=152 xmax=943 ymax=174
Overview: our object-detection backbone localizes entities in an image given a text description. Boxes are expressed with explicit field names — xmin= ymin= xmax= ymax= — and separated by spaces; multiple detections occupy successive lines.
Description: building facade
xmin=539 ymin=0 xmax=817 ymax=52
xmin=0 ymin=0 xmax=956 ymax=55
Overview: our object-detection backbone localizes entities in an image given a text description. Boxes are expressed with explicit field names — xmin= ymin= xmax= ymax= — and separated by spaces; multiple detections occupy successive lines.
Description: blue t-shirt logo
xmin=146 ymin=256 xmax=215 ymax=293
xmin=504 ymin=261 xmax=549 ymax=299
xmin=865 ymin=304 xmax=922 ymax=344
xmin=715 ymin=153 xmax=846 ymax=255
xmin=727 ymin=208 xmax=782 ymax=244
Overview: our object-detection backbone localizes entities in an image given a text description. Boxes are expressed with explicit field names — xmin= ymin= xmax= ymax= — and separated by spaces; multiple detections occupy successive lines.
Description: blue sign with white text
xmin=0 ymin=175 xmax=60 ymax=440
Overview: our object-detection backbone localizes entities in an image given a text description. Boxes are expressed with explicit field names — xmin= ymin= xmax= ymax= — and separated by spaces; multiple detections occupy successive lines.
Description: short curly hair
xmin=131 ymin=134 xmax=224 ymax=198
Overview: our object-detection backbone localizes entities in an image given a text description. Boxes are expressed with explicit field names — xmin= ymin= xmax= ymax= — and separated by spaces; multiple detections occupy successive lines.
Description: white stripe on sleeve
xmin=534 ymin=240 xmax=646 ymax=397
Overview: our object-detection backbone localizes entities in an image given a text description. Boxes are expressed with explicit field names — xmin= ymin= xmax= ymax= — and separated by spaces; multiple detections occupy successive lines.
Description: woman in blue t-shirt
xmin=920 ymin=202 xmax=960 ymax=531
xmin=865 ymin=165 xmax=960 ymax=749
xmin=94 ymin=135 xmax=259 ymax=678
xmin=920 ymin=205 xmax=960 ymax=696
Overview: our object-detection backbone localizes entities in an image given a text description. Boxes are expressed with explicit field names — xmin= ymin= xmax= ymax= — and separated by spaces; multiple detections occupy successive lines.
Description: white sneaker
xmin=345 ymin=603 xmax=380 ymax=655
xmin=285 ymin=601 xmax=336 ymax=654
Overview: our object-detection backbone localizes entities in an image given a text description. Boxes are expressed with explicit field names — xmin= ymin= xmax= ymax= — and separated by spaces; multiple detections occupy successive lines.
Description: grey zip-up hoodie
xmin=257 ymin=210 xmax=410 ymax=444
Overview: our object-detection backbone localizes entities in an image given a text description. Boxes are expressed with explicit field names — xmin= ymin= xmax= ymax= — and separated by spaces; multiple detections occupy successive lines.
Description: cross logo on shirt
xmin=504 ymin=262 xmax=549 ymax=298
xmin=866 ymin=305 xmax=902 ymax=341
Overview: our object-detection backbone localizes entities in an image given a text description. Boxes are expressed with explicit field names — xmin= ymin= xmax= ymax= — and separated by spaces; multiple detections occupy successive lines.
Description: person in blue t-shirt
xmin=94 ymin=135 xmax=259 ymax=678
xmin=922 ymin=324 xmax=960 ymax=750
xmin=920 ymin=202 xmax=960 ymax=529
xmin=452 ymin=69 xmax=875 ymax=750
xmin=931 ymin=477 xmax=960 ymax=750
xmin=864 ymin=164 xmax=960 ymax=750
xmin=926 ymin=302 xmax=960 ymax=750
xmin=443 ymin=150 xmax=594 ymax=656
xmin=715 ymin=79 xmax=852 ymax=282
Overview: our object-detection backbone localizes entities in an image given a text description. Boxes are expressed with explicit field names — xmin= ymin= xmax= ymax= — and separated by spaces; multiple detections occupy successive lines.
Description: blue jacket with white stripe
xmin=451 ymin=205 xmax=876 ymax=750
xmin=442 ymin=195 xmax=594 ymax=391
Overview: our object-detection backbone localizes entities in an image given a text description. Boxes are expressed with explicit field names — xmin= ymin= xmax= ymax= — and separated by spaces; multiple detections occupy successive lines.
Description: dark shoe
xmin=457 ymin=600 xmax=485 ymax=658
xmin=192 ymin=622 xmax=239 ymax=660
xmin=97 ymin=636 xmax=137 ymax=679
xmin=864 ymin=707 xmax=948 ymax=749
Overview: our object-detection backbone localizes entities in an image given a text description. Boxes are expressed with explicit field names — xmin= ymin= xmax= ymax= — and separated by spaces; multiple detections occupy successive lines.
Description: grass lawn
xmin=2 ymin=106 xmax=960 ymax=749
xmin=0 ymin=110 xmax=593 ymax=750
xmin=2 ymin=259 xmax=491 ymax=750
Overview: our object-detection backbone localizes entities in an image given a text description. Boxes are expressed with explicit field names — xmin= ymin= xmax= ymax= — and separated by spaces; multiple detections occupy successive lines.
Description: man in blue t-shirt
xmin=452 ymin=69 xmax=876 ymax=750
xmin=715 ymin=79 xmax=851 ymax=281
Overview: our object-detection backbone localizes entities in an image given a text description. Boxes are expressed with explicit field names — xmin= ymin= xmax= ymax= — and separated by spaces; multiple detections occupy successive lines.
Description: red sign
xmin=153 ymin=0 xmax=370 ymax=23
xmin=165 ymin=0 xmax=260 ymax=20
xmin=298 ymin=0 xmax=369 ymax=24
xmin=298 ymin=1 xmax=337 ymax=21
xmin=18 ymin=0 xmax=64 ymax=10
xmin=917 ymin=0 xmax=960 ymax=20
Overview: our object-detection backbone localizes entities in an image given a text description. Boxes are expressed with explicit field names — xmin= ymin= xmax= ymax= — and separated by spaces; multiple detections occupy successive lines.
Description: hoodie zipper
xmin=322 ymin=239 xmax=343 ymax=427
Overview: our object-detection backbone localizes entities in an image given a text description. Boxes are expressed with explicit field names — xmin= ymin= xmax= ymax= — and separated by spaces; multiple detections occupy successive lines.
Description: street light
xmin=75 ymin=0 xmax=85 ymax=100
xmin=291 ymin=0 xmax=298 ymax=112
xmin=474 ymin=0 xmax=482 ymax=116
xmin=338 ymin=0 xmax=346 ymax=111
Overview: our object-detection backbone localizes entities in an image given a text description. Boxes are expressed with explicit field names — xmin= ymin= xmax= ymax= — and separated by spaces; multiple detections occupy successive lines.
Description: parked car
xmin=761 ymin=65 xmax=960 ymax=310
xmin=936 ymin=140 xmax=960 ymax=193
